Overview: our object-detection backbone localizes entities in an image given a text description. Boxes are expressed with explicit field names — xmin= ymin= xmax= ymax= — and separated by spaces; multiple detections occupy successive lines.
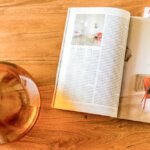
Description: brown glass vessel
xmin=0 ymin=62 xmax=40 ymax=144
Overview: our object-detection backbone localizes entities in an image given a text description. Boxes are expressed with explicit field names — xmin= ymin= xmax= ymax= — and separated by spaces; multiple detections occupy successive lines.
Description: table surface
xmin=0 ymin=0 xmax=150 ymax=149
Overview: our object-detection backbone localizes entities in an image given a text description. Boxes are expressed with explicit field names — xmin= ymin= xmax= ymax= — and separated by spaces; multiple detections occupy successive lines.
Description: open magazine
xmin=52 ymin=7 xmax=150 ymax=123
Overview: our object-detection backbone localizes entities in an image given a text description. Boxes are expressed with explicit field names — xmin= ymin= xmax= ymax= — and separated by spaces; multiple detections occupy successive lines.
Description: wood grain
xmin=0 ymin=0 xmax=150 ymax=149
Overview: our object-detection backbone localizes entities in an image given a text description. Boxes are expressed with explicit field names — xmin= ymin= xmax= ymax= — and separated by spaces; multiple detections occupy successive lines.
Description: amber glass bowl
xmin=0 ymin=62 xmax=40 ymax=144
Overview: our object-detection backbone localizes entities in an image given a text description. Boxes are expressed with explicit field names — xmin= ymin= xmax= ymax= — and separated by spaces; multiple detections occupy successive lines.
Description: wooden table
xmin=0 ymin=0 xmax=150 ymax=149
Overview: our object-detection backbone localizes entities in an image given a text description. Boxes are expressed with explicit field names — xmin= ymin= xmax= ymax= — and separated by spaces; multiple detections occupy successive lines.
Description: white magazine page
xmin=53 ymin=7 xmax=130 ymax=117
xmin=119 ymin=17 xmax=150 ymax=123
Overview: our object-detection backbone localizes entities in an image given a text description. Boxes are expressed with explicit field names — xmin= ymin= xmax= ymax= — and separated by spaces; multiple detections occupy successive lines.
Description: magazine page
xmin=52 ymin=7 xmax=130 ymax=117
xmin=118 ymin=17 xmax=150 ymax=123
